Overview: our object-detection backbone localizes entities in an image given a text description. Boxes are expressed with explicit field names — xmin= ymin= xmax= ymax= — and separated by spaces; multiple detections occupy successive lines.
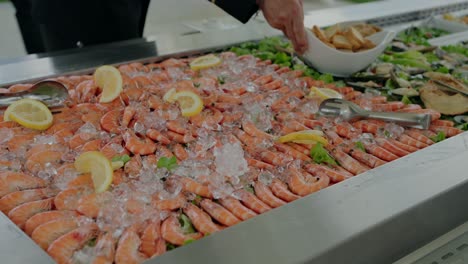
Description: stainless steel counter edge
xmin=148 ymin=132 xmax=468 ymax=264
xmin=2 ymin=132 xmax=467 ymax=264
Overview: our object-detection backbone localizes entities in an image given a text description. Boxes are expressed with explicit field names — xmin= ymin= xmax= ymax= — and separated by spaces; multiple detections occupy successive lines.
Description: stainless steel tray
xmin=1 ymin=1 xmax=468 ymax=263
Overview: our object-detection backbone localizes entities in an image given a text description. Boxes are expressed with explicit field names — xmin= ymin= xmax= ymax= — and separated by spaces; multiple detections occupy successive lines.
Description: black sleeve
xmin=210 ymin=0 xmax=259 ymax=24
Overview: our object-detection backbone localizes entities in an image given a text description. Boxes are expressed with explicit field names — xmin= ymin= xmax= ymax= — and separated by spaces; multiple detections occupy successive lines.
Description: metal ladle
xmin=318 ymin=98 xmax=431 ymax=129
xmin=0 ymin=81 xmax=68 ymax=108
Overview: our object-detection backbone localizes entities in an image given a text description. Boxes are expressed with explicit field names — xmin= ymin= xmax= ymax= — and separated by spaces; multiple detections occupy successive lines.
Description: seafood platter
xmin=1 ymin=1 xmax=468 ymax=264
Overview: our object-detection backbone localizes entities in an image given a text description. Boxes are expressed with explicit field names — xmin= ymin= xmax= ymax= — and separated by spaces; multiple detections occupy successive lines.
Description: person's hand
xmin=258 ymin=0 xmax=308 ymax=54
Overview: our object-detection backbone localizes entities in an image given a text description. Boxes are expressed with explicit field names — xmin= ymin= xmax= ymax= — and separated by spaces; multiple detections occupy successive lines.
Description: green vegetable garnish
xmin=245 ymin=185 xmax=255 ymax=194
xmin=318 ymin=73 xmax=334 ymax=84
xmin=111 ymin=155 xmax=131 ymax=165
xmin=157 ymin=156 xmax=178 ymax=171
xmin=310 ymin=143 xmax=337 ymax=166
xmin=86 ymin=237 xmax=97 ymax=247
xmin=430 ymin=131 xmax=446 ymax=143
xmin=435 ymin=66 xmax=450 ymax=74
xmin=166 ymin=243 xmax=177 ymax=251
xmin=401 ymin=95 xmax=412 ymax=105
xmin=191 ymin=195 xmax=202 ymax=205
xmin=180 ymin=214 xmax=195 ymax=234
xmin=183 ymin=239 xmax=196 ymax=245
xmin=355 ymin=141 xmax=366 ymax=152
xmin=456 ymin=123 xmax=468 ymax=131
xmin=217 ymin=75 xmax=226 ymax=85
xmin=383 ymin=130 xmax=391 ymax=138
xmin=193 ymin=82 xmax=201 ymax=88
xmin=442 ymin=44 xmax=468 ymax=57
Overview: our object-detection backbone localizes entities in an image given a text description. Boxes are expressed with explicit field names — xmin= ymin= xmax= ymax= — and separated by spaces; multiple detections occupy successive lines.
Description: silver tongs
xmin=318 ymin=98 xmax=431 ymax=129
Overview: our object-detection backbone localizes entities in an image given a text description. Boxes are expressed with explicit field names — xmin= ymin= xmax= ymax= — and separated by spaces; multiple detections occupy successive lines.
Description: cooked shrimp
xmin=269 ymin=179 xmax=301 ymax=202
xmin=287 ymin=168 xmax=330 ymax=196
xmin=123 ymin=131 xmax=157 ymax=155
xmin=25 ymin=210 xmax=78 ymax=235
xmin=364 ymin=144 xmax=399 ymax=162
xmin=274 ymin=143 xmax=310 ymax=161
xmin=122 ymin=106 xmax=137 ymax=128
xmin=54 ymin=187 xmax=93 ymax=211
xmin=399 ymin=134 xmax=429 ymax=149
xmin=77 ymin=192 xmax=112 ymax=218
xmin=146 ymin=129 xmax=171 ymax=145
xmin=184 ymin=203 xmax=221 ymax=235
xmin=161 ymin=215 xmax=203 ymax=246
xmin=200 ymin=199 xmax=240 ymax=226
xmin=140 ymin=221 xmax=166 ymax=258
xmin=8 ymin=198 xmax=54 ymax=229
xmin=100 ymin=109 xmax=124 ymax=134
xmin=389 ymin=139 xmax=418 ymax=153
xmin=179 ymin=177 xmax=213 ymax=198
xmin=25 ymin=150 xmax=62 ymax=173
xmin=31 ymin=218 xmax=79 ymax=250
xmin=253 ymin=181 xmax=286 ymax=208
xmin=375 ymin=138 xmax=410 ymax=157
xmin=0 ymin=188 xmax=57 ymax=214
xmin=166 ymin=131 xmax=195 ymax=144
xmin=91 ymin=233 xmax=116 ymax=264
xmin=115 ymin=226 xmax=148 ymax=264
xmin=0 ymin=172 xmax=46 ymax=197
xmin=429 ymin=125 xmax=463 ymax=138
xmin=246 ymin=158 xmax=275 ymax=170
xmin=234 ymin=189 xmax=271 ymax=214
xmin=404 ymin=129 xmax=434 ymax=145
xmin=47 ymin=223 xmax=99 ymax=264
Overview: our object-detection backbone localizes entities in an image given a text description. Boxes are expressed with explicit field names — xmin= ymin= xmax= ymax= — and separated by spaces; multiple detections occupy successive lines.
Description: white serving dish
xmin=301 ymin=28 xmax=395 ymax=77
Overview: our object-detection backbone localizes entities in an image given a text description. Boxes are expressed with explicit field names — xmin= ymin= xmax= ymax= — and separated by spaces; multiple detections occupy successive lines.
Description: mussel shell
xmin=454 ymin=115 xmax=468 ymax=124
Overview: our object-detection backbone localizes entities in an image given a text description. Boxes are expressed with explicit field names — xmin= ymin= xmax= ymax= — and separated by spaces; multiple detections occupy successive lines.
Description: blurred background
xmin=0 ymin=0 xmax=376 ymax=59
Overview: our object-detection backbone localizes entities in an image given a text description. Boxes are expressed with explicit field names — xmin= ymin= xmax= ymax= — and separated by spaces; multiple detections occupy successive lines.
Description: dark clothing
xmin=11 ymin=0 xmax=45 ymax=54
xmin=14 ymin=0 xmax=259 ymax=54
xmin=212 ymin=0 xmax=259 ymax=24
xmin=31 ymin=0 xmax=151 ymax=52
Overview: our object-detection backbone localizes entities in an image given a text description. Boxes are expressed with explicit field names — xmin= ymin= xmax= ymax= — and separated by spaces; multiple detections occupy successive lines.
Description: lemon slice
xmin=5 ymin=98 xmax=53 ymax=130
xmin=94 ymin=65 xmax=123 ymax=103
xmin=277 ymin=130 xmax=328 ymax=145
xmin=163 ymin=88 xmax=177 ymax=103
xmin=309 ymin=87 xmax=343 ymax=100
xmin=172 ymin=91 xmax=204 ymax=117
xmin=74 ymin=151 xmax=113 ymax=193
xmin=190 ymin=54 xmax=222 ymax=71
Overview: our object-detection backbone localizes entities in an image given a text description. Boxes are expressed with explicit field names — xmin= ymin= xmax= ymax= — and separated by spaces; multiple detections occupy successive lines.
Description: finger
xmin=284 ymin=21 xmax=297 ymax=50
xmin=292 ymin=17 xmax=307 ymax=54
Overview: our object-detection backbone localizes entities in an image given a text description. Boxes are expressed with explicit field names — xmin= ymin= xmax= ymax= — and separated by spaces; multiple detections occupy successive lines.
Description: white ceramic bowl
xmin=301 ymin=28 xmax=396 ymax=77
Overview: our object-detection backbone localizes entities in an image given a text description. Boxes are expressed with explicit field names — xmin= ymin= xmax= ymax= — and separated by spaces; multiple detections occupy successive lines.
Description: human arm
xmin=210 ymin=0 xmax=308 ymax=54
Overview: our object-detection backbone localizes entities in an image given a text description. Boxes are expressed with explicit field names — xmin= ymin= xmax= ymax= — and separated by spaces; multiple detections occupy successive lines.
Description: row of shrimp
xmin=0 ymin=51 xmax=464 ymax=264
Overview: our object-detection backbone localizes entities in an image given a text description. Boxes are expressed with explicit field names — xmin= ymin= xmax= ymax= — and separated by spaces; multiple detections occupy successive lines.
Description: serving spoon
xmin=0 ymin=80 xmax=68 ymax=109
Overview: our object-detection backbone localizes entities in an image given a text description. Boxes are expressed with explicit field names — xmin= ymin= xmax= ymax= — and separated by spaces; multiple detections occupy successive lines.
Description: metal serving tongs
xmin=0 ymin=81 xmax=68 ymax=109
xmin=318 ymin=98 xmax=431 ymax=129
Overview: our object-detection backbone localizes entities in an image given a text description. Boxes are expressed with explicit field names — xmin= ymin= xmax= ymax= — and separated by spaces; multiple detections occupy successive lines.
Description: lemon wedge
xmin=74 ymin=151 xmax=113 ymax=193
xmin=172 ymin=90 xmax=204 ymax=117
xmin=5 ymin=98 xmax=53 ymax=130
xmin=277 ymin=130 xmax=328 ymax=146
xmin=94 ymin=65 xmax=123 ymax=103
xmin=163 ymin=88 xmax=177 ymax=103
xmin=309 ymin=87 xmax=343 ymax=100
xmin=190 ymin=54 xmax=222 ymax=71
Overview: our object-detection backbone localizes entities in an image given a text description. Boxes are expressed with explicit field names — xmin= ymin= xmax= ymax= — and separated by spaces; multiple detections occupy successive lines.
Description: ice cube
xmin=0 ymin=128 xmax=13 ymax=145
xmin=213 ymin=140 xmax=248 ymax=178
xmin=133 ymin=122 xmax=146 ymax=135
xmin=77 ymin=122 xmax=98 ymax=135
xmin=258 ymin=171 xmax=274 ymax=186
xmin=33 ymin=135 xmax=57 ymax=145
